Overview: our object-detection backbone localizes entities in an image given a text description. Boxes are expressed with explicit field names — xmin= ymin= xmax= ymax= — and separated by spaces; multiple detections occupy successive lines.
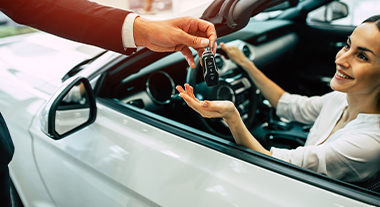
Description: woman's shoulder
xmin=322 ymin=91 xmax=346 ymax=99
xmin=317 ymin=91 xmax=347 ymax=109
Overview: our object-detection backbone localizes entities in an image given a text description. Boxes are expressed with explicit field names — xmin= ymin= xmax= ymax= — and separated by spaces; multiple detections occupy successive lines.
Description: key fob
xmin=201 ymin=48 xmax=219 ymax=87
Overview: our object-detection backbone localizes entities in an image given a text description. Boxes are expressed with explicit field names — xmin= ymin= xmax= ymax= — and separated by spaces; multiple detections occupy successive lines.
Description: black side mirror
xmin=39 ymin=76 xmax=97 ymax=140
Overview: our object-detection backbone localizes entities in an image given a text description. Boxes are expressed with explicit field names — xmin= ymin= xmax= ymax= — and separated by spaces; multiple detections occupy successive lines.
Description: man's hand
xmin=133 ymin=16 xmax=217 ymax=68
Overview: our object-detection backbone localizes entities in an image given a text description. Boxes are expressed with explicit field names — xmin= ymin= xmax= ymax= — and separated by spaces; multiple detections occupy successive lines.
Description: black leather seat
xmin=354 ymin=170 xmax=380 ymax=193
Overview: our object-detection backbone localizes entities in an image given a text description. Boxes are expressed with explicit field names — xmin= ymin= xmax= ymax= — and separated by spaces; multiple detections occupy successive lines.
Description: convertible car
xmin=2 ymin=0 xmax=380 ymax=206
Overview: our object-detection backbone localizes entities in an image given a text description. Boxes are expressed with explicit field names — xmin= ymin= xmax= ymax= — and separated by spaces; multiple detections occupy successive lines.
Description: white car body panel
xmin=0 ymin=32 xmax=102 ymax=206
xmin=29 ymin=102 xmax=372 ymax=207
xmin=3 ymin=75 xmax=53 ymax=206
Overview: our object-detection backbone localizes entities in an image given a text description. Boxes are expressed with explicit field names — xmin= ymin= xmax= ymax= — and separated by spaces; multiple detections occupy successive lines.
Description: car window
xmin=251 ymin=0 xmax=304 ymax=21
xmin=336 ymin=0 xmax=380 ymax=26
xmin=251 ymin=10 xmax=283 ymax=21
xmin=307 ymin=0 xmax=380 ymax=26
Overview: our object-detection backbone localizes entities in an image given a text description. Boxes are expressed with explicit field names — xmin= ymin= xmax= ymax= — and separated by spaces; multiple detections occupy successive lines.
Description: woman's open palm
xmin=176 ymin=84 xmax=236 ymax=119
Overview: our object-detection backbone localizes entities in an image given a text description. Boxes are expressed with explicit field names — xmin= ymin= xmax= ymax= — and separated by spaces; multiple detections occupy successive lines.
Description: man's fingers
xmin=197 ymin=19 xmax=217 ymax=46
xmin=205 ymin=26 xmax=217 ymax=46
xmin=196 ymin=41 xmax=217 ymax=67
xmin=212 ymin=41 xmax=218 ymax=54
xmin=196 ymin=49 xmax=204 ymax=67
xmin=180 ymin=47 xmax=195 ymax=68
xmin=181 ymin=32 xmax=210 ymax=49
xmin=146 ymin=42 xmax=176 ymax=53
xmin=181 ymin=18 xmax=216 ymax=49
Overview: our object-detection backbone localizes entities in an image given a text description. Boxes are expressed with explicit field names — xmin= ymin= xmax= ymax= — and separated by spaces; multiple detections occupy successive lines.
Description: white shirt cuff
xmin=122 ymin=13 xmax=139 ymax=49
xmin=275 ymin=92 xmax=291 ymax=118
xmin=270 ymin=147 xmax=291 ymax=163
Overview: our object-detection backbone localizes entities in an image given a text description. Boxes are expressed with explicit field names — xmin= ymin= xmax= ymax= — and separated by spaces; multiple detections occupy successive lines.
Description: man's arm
xmin=1 ymin=0 xmax=217 ymax=67
xmin=1 ymin=0 xmax=137 ymax=55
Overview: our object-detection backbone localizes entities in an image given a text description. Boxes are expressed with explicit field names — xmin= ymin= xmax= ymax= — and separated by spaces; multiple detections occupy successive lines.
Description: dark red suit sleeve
xmin=0 ymin=0 xmax=137 ymax=55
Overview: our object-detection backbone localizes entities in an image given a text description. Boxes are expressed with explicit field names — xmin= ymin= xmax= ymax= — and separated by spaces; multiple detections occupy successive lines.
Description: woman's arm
xmin=176 ymin=42 xmax=289 ymax=156
xmin=220 ymin=43 xmax=285 ymax=108
xmin=176 ymin=84 xmax=271 ymax=156
xmin=223 ymin=108 xmax=272 ymax=156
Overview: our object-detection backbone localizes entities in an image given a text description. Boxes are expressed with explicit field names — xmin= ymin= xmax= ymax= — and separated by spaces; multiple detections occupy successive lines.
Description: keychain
xmin=201 ymin=46 xmax=219 ymax=87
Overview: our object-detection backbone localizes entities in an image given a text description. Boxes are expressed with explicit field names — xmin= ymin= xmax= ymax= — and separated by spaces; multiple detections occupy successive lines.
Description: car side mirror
xmin=39 ymin=76 xmax=97 ymax=140
xmin=309 ymin=1 xmax=348 ymax=23
xmin=327 ymin=1 xmax=348 ymax=21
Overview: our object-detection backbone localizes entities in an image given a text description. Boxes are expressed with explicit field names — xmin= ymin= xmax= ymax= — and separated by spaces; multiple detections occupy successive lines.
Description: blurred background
xmin=0 ymin=0 xmax=209 ymax=39
xmin=1 ymin=0 xmax=379 ymax=40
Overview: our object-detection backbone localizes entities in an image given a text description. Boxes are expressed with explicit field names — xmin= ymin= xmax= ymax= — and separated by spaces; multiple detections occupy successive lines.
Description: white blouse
xmin=271 ymin=91 xmax=380 ymax=182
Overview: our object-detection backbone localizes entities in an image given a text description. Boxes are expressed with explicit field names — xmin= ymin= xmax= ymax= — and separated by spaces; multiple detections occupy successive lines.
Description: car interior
xmin=99 ymin=16 xmax=312 ymax=142
xmin=63 ymin=0 xmax=380 ymax=202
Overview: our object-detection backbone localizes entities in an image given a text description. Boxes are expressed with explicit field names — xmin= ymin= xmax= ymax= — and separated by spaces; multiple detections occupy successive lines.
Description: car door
xmin=29 ymin=72 xmax=377 ymax=207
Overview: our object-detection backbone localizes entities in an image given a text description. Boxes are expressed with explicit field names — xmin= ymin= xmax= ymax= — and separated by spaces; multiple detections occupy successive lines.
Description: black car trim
xmin=97 ymin=97 xmax=380 ymax=206
xmin=49 ymin=77 xmax=97 ymax=140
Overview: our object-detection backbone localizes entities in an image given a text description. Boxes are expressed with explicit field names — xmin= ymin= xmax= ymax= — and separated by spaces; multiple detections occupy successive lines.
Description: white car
xmin=2 ymin=0 xmax=380 ymax=206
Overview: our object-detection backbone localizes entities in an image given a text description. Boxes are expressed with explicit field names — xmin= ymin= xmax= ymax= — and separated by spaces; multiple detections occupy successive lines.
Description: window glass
xmin=308 ymin=0 xmax=380 ymax=26
xmin=251 ymin=0 xmax=304 ymax=21
xmin=333 ymin=0 xmax=380 ymax=26
xmin=251 ymin=11 xmax=283 ymax=21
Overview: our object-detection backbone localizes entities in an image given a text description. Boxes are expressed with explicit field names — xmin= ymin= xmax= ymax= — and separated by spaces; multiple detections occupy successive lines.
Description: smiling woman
xmin=178 ymin=14 xmax=380 ymax=186
xmin=331 ymin=16 xmax=380 ymax=106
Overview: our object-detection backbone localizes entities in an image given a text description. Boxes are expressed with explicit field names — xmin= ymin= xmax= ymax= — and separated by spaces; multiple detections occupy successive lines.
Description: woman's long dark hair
xmin=362 ymin=15 xmax=380 ymax=31
xmin=364 ymin=15 xmax=380 ymax=112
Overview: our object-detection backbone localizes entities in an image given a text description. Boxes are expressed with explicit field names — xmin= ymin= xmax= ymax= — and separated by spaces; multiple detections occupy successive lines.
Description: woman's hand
xmin=220 ymin=42 xmax=252 ymax=68
xmin=176 ymin=84 xmax=238 ymax=120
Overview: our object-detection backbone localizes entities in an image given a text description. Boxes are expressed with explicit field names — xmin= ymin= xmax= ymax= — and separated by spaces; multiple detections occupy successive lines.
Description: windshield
xmin=251 ymin=0 xmax=304 ymax=21
xmin=251 ymin=10 xmax=283 ymax=21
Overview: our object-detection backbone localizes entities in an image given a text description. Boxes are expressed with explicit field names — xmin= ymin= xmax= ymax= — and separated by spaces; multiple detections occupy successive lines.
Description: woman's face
xmin=330 ymin=23 xmax=380 ymax=97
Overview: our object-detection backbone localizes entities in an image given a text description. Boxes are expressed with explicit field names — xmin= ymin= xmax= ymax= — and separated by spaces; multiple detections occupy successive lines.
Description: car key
xmin=201 ymin=47 xmax=219 ymax=87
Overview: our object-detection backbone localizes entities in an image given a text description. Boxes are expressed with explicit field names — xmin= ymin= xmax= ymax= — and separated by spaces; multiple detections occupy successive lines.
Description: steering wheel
xmin=185 ymin=56 xmax=260 ymax=140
